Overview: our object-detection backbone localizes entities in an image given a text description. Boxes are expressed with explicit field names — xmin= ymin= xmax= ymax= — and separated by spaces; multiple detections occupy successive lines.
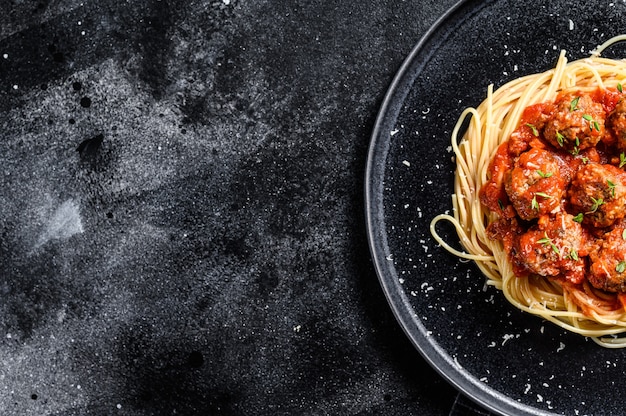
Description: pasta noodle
xmin=430 ymin=35 xmax=626 ymax=348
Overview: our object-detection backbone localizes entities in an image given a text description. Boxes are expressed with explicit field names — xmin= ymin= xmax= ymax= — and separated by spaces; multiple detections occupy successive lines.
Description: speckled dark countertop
xmin=0 ymin=1 xmax=466 ymax=414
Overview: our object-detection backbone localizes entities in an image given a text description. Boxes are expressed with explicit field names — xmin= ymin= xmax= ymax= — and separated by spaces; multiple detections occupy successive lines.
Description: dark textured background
xmin=0 ymin=0 xmax=463 ymax=414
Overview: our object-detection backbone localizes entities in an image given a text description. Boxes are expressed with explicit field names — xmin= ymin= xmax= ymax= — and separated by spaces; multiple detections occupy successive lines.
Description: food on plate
xmin=430 ymin=35 xmax=626 ymax=347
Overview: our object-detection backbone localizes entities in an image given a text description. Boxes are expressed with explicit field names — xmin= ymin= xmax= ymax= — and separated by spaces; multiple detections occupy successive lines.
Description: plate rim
xmin=363 ymin=1 xmax=557 ymax=415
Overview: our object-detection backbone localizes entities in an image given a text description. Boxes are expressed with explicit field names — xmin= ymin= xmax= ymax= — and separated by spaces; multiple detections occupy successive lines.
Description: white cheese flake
xmin=502 ymin=334 xmax=515 ymax=345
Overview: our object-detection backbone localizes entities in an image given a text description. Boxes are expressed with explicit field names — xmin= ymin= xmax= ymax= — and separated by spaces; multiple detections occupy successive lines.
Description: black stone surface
xmin=0 ymin=0 xmax=462 ymax=415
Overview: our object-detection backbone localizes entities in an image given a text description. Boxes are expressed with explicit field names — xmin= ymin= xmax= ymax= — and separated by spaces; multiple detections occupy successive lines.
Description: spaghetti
xmin=430 ymin=35 xmax=626 ymax=348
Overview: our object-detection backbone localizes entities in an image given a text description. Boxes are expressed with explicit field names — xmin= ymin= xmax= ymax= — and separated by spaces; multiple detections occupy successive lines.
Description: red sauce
xmin=480 ymin=87 xmax=626 ymax=292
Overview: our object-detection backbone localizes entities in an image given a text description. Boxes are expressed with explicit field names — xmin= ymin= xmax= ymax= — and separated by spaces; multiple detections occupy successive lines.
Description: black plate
xmin=365 ymin=0 xmax=626 ymax=415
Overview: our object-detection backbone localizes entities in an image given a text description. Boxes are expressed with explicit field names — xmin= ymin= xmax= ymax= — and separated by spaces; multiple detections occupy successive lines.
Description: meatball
xmin=514 ymin=213 xmax=588 ymax=284
xmin=589 ymin=222 xmax=626 ymax=292
xmin=568 ymin=163 xmax=626 ymax=228
xmin=542 ymin=93 xmax=606 ymax=151
xmin=508 ymin=103 xmax=554 ymax=157
xmin=505 ymin=148 xmax=567 ymax=220
xmin=607 ymin=98 xmax=626 ymax=151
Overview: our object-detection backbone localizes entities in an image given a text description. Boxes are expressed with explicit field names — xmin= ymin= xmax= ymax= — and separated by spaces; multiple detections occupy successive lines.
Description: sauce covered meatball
xmin=505 ymin=148 xmax=566 ymax=220
xmin=514 ymin=213 xmax=588 ymax=284
xmin=542 ymin=93 xmax=606 ymax=151
xmin=589 ymin=221 xmax=626 ymax=292
xmin=568 ymin=163 xmax=626 ymax=228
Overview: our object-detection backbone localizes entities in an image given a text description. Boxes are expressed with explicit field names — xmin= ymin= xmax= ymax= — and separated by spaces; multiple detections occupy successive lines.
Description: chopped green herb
xmin=537 ymin=232 xmax=552 ymax=244
xmin=582 ymin=114 xmax=600 ymax=132
xmin=556 ymin=131 xmax=565 ymax=147
xmin=526 ymin=123 xmax=539 ymax=136
xmin=573 ymin=213 xmax=584 ymax=223
xmin=568 ymin=249 xmax=579 ymax=261
xmin=537 ymin=233 xmax=551 ymax=245
xmin=497 ymin=199 xmax=504 ymax=211
xmin=608 ymin=180 xmax=616 ymax=197
xmin=570 ymin=96 xmax=580 ymax=112
xmin=535 ymin=192 xmax=553 ymax=199
xmin=582 ymin=156 xmax=590 ymax=164
xmin=537 ymin=232 xmax=560 ymax=255
xmin=589 ymin=197 xmax=604 ymax=213
xmin=531 ymin=196 xmax=539 ymax=210
xmin=571 ymin=139 xmax=580 ymax=155
xmin=536 ymin=170 xmax=553 ymax=178
xmin=617 ymin=261 xmax=626 ymax=273
xmin=622 ymin=228 xmax=626 ymax=240
xmin=620 ymin=153 xmax=626 ymax=168
xmin=619 ymin=83 xmax=623 ymax=93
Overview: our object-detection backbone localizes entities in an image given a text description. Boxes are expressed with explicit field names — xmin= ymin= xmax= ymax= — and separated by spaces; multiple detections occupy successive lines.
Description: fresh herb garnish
xmin=617 ymin=261 xmax=626 ymax=273
xmin=573 ymin=213 xmax=584 ymax=223
xmin=526 ymin=123 xmax=539 ymax=137
xmin=608 ymin=180 xmax=616 ymax=198
xmin=537 ymin=233 xmax=551 ymax=245
xmin=582 ymin=114 xmax=600 ymax=132
xmin=531 ymin=196 xmax=539 ymax=211
xmin=619 ymin=83 xmax=623 ymax=93
xmin=570 ymin=137 xmax=580 ymax=156
xmin=538 ymin=232 xmax=560 ymax=255
xmin=589 ymin=197 xmax=604 ymax=213
xmin=570 ymin=96 xmax=580 ymax=112
xmin=620 ymin=153 xmax=626 ymax=168
xmin=536 ymin=170 xmax=553 ymax=178
xmin=556 ymin=131 xmax=565 ymax=147
xmin=531 ymin=192 xmax=552 ymax=210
